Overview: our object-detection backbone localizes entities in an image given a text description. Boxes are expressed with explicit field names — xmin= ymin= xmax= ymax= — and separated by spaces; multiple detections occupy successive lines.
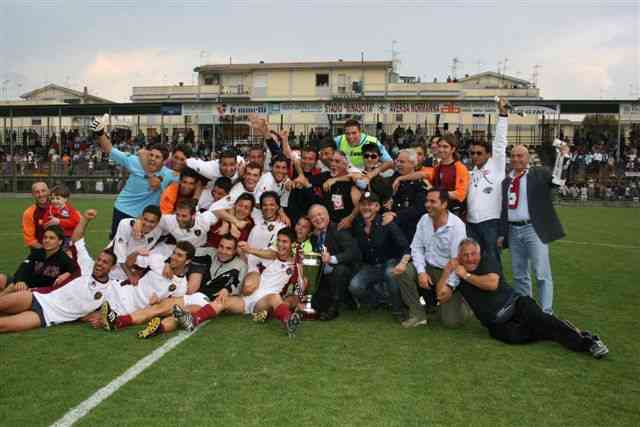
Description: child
xmin=42 ymin=184 xmax=81 ymax=245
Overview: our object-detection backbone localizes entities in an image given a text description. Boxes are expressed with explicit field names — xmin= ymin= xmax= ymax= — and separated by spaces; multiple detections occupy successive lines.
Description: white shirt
xmin=248 ymin=211 xmax=286 ymax=250
xmin=209 ymin=182 xmax=257 ymax=212
xmin=186 ymin=156 xmax=242 ymax=181
xmin=158 ymin=211 xmax=218 ymax=248
xmin=255 ymin=172 xmax=290 ymax=207
xmin=105 ymin=269 xmax=188 ymax=315
xmin=34 ymin=240 xmax=118 ymax=327
xmin=468 ymin=116 xmax=507 ymax=223
xmin=410 ymin=212 xmax=466 ymax=287
xmin=255 ymin=257 xmax=295 ymax=294
xmin=196 ymin=183 xmax=218 ymax=211
xmin=110 ymin=218 xmax=163 ymax=265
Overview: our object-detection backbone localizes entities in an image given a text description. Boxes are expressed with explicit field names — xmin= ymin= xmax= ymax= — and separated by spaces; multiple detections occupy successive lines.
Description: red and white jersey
xmin=255 ymin=172 xmax=290 ymax=207
xmin=247 ymin=212 xmax=286 ymax=250
xmin=105 ymin=269 xmax=188 ymax=315
xmin=158 ymin=211 xmax=217 ymax=248
xmin=256 ymin=257 xmax=296 ymax=295
xmin=110 ymin=218 xmax=163 ymax=272
xmin=33 ymin=240 xmax=117 ymax=327
xmin=186 ymin=157 xmax=242 ymax=181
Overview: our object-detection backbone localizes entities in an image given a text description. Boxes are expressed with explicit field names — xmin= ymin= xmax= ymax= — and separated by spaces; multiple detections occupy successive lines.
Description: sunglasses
xmin=363 ymin=153 xmax=379 ymax=159
xmin=470 ymin=151 xmax=485 ymax=156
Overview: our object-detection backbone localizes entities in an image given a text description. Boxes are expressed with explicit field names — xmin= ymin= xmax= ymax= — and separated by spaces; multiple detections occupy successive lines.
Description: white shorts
xmin=183 ymin=292 xmax=210 ymax=308
xmin=241 ymin=288 xmax=280 ymax=314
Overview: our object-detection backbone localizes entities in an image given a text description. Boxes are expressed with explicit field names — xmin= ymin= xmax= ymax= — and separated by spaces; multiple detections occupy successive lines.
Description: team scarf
xmin=508 ymin=170 xmax=527 ymax=209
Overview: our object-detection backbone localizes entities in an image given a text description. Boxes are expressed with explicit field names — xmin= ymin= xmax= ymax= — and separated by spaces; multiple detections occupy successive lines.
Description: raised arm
xmin=71 ymin=209 xmax=97 ymax=243
xmin=90 ymin=114 xmax=113 ymax=155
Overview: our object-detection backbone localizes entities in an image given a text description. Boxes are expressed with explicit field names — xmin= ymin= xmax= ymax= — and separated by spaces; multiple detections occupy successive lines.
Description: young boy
xmin=42 ymin=184 xmax=81 ymax=243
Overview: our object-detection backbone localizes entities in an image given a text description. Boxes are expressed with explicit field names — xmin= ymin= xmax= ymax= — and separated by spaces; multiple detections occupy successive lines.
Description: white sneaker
xmin=401 ymin=317 xmax=428 ymax=328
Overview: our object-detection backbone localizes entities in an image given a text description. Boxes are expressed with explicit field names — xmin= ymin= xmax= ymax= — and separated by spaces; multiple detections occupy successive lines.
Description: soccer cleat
xmin=589 ymin=335 xmax=609 ymax=359
xmin=100 ymin=301 xmax=118 ymax=331
xmin=401 ymin=317 xmax=428 ymax=328
xmin=252 ymin=310 xmax=269 ymax=323
xmin=137 ymin=317 xmax=162 ymax=339
xmin=90 ymin=114 xmax=109 ymax=136
xmin=172 ymin=304 xmax=195 ymax=332
xmin=286 ymin=311 xmax=303 ymax=338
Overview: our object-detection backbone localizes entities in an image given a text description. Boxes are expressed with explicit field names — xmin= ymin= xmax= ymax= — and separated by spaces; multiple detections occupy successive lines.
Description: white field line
xmin=50 ymin=328 xmax=200 ymax=427
xmin=557 ymin=240 xmax=640 ymax=250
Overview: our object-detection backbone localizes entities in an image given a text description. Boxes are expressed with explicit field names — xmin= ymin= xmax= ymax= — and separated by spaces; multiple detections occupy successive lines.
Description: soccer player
xmin=136 ymin=234 xmax=247 ymax=339
xmin=100 ymin=241 xmax=196 ymax=332
xmin=254 ymin=154 xmax=291 ymax=209
xmin=208 ymin=162 xmax=263 ymax=211
xmin=173 ymin=228 xmax=303 ymax=337
xmin=0 ymin=217 xmax=118 ymax=333
xmin=109 ymin=205 xmax=163 ymax=282
xmin=159 ymin=167 xmax=202 ymax=214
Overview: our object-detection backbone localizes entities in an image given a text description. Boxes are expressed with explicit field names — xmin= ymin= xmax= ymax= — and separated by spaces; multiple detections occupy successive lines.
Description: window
xmin=396 ymin=114 xmax=403 ymax=122
xmin=316 ymin=74 xmax=329 ymax=87
xmin=203 ymin=74 xmax=220 ymax=85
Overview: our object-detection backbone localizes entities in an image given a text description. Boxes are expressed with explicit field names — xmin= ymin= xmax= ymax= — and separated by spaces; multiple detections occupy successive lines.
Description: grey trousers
xmin=396 ymin=262 xmax=470 ymax=328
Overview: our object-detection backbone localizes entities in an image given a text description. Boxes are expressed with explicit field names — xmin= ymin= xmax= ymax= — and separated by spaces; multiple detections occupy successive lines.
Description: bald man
xmin=22 ymin=181 xmax=50 ymax=249
xmin=498 ymin=145 xmax=565 ymax=314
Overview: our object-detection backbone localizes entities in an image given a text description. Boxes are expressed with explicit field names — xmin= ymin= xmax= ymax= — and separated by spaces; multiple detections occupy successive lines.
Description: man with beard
xmin=323 ymin=151 xmax=361 ymax=230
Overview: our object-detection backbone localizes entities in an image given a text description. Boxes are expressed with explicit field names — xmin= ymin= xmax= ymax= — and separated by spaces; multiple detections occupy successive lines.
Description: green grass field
xmin=0 ymin=198 xmax=639 ymax=426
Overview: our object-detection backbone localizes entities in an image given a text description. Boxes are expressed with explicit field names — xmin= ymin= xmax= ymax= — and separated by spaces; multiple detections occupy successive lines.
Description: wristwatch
xmin=465 ymin=272 xmax=472 ymax=281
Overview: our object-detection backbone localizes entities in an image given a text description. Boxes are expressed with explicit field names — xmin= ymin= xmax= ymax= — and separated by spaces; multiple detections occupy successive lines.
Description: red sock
xmin=273 ymin=303 xmax=291 ymax=325
xmin=193 ymin=305 xmax=217 ymax=325
xmin=115 ymin=315 xmax=132 ymax=329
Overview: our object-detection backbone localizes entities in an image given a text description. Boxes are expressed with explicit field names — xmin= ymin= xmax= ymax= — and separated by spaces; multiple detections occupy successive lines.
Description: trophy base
xmin=301 ymin=296 xmax=318 ymax=320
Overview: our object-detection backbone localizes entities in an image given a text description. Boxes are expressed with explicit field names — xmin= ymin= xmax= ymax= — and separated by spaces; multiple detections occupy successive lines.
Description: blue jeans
xmin=348 ymin=259 xmax=403 ymax=314
xmin=508 ymin=223 xmax=554 ymax=314
xmin=467 ymin=219 xmax=502 ymax=269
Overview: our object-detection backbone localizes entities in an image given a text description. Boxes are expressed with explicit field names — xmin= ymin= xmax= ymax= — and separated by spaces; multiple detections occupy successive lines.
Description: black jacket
xmin=499 ymin=167 xmax=565 ymax=245
xmin=310 ymin=223 xmax=361 ymax=266
xmin=352 ymin=214 xmax=410 ymax=265
xmin=388 ymin=172 xmax=427 ymax=241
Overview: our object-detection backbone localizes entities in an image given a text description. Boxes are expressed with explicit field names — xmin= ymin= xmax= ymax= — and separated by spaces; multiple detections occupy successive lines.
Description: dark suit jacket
xmin=310 ymin=223 xmax=361 ymax=266
xmin=499 ymin=167 xmax=565 ymax=245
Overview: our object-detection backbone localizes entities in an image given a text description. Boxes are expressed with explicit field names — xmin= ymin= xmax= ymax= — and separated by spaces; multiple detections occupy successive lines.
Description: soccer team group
xmin=0 ymin=98 xmax=609 ymax=359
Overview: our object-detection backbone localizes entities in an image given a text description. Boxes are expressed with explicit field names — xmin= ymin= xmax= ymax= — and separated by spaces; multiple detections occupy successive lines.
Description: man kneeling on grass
xmin=436 ymin=238 xmax=609 ymax=359
xmin=99 ymin=241 xmax=196 ymax=332
xmin=172 ymin=227 xmax=303 ymax=338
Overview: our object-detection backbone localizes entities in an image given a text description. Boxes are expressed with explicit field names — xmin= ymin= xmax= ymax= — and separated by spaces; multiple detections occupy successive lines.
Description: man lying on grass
xmin=129 ymin=234 xmax=247 ymax=339
xmin=98 ymin=241 xmax=196 ymax=332
xmin=436 ymin=238 xmax=609 ymax=359
xmin=0 ymin=210 xmax=118 ymax=333
xmin=171 ymin=227 xmax=303 ymax=338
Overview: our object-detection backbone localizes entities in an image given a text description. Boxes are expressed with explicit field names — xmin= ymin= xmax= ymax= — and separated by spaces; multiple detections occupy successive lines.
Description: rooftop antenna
xmin=475 ymin=59 xmax=484 ymax=74
xmin=502 ymin=57 xmax=509 ymax=75
xmin=391 ymin=40 xmax=401 ymax=74
xmin=451 ymin=57 xmax=461 ymax=80
xmin=229 ymin=56 xmax=232 ymax=65
xmin=361 ymin=51 xmax=364 ymax=63
xmin=531 ymin=64 xmax=541 ymax=88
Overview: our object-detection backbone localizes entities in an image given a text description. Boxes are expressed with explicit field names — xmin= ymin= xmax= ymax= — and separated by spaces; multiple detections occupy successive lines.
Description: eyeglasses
xmin=470 ymin=151 xmax=485 ymax=156
xmin=363 ymin=153 xmax=379 ymax=159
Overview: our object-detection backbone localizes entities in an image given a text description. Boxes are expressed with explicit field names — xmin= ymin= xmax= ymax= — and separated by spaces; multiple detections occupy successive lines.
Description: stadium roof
xmin=20 ymin=83 xmax=116 ymax=104
xmin=0 ymin=99 xmax=635 ymax=118
xmin=194 ymin=60 xmax=394 ymax=73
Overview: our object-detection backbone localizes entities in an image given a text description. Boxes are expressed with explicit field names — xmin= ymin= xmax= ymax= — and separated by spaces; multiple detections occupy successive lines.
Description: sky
xmin=1 ymin=0 xmax=638 ymax=102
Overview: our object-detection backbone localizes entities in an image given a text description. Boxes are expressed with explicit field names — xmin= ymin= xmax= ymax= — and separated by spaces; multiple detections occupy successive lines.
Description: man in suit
xmin=308 ymin=204 xmax=361 ymax=320
xmin=498 ymin=145 xmax=565 ymax=314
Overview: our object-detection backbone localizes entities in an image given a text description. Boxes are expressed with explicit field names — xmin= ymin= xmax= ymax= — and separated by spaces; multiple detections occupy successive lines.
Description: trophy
xmin=300 ymin=251 xmax=323 ymax=319
xmin=552 ymin=139 xmax=571 ymax=187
